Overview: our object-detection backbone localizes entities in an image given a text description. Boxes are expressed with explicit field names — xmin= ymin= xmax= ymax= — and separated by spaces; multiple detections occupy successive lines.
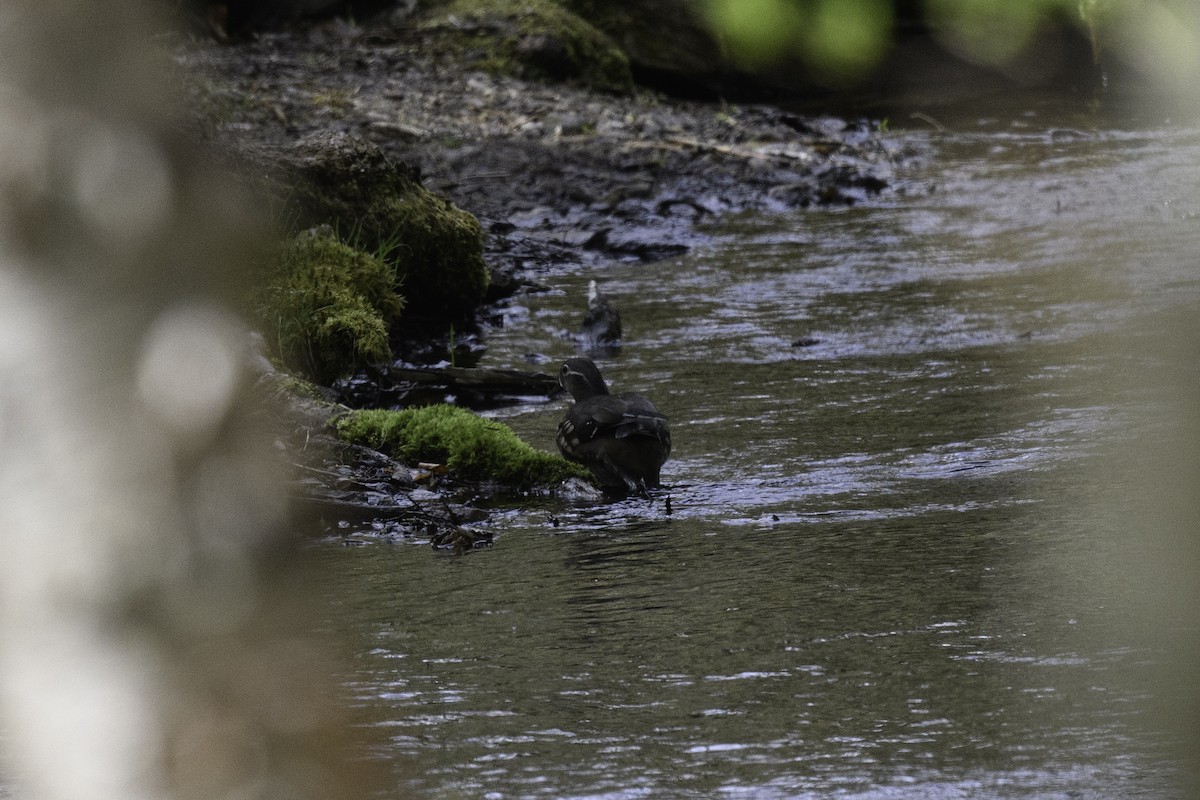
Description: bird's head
xmin=559 ymin=357 xmax=610 ymax=400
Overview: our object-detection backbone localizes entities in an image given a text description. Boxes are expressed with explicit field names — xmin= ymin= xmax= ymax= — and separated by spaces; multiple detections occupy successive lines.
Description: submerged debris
xmin=431 ymin=525 xmax=495 ymax=554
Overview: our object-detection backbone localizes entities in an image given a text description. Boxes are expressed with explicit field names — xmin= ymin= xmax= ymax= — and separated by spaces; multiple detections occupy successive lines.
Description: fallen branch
xmin=385 ymin=365 xmax=560 ymax=397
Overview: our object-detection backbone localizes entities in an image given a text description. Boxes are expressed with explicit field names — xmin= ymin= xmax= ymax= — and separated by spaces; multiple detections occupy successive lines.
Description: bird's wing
xmin=612 ymin=394 xmax=671 ymax=449
xmin=561 ymin=394 xmax=670 ymax=444
xmin=557 ymin=396 xmax=622 ymax=453
xmin=582 ymin=395 xmax=631 ymax=427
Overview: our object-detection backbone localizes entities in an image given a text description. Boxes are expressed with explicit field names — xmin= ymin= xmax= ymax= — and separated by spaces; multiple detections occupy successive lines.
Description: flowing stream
xmin=309 ymin=94 xmax=1200 ymax=798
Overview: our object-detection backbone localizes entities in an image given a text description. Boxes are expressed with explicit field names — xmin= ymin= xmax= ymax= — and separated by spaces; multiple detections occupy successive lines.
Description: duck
xmin=556 ymin=357 xmax=671 ymax=494
xmin=577 ymin=280 xmax=622 ymax=355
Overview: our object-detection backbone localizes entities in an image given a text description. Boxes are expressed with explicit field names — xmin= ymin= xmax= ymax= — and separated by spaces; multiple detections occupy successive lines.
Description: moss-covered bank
xmin=239 ymin=135 xmax=495 ymax=383
xmin=336 ymin=405 xmax=590 ymax=489
xmin=280 ymin=135 xmax=489 ymax=322
xmin=417 ymin=0 xmax=633 ymax=93
xmin=251 ymin=229 xmax=403 ymax=383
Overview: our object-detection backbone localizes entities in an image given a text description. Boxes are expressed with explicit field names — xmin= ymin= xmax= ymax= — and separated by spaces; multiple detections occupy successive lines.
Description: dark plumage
xmin=578 ymin=280 xmax=622 ymax=355
xmin=556 ymin=358 xmax=671 ymax=494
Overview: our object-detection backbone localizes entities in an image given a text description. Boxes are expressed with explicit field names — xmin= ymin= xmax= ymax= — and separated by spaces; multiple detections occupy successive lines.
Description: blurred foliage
xmin=703 ymin=0 xmax=892 ymax=81
xmin=924 ymin=0 xmax=1074 ymax=66
xmin=700 ymin=0 xmax=1200 ymax=88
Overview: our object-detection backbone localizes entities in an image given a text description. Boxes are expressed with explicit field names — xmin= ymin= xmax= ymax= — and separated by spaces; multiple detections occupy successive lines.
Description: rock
xmin=416 ymin=0 xmax=635 ymax=93
xmin=546 ymin=111 xmax=590 ymax=136
xmin=589 ymin=226 xmax=689 ymax=261
xmin=567 ymin=0 xmax=728 ymax=94
xmin=555 ymin=476 xmax=606 ymax=501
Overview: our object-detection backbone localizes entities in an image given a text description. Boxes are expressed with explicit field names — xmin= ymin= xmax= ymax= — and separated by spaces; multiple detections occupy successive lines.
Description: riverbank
xmin=175 ymin=10 xmax=902 ymax=277
xmin=170 ymin=7 xmax=905 ymax=542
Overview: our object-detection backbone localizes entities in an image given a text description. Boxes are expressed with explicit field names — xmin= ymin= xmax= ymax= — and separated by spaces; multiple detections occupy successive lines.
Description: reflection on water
xmin=311 ymin=101 xmax=1200 ymax=798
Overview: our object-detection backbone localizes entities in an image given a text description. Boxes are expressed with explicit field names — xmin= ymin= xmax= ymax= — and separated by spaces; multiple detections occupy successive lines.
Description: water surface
xmin=312 ymin=97 xmax=1200 ymax=798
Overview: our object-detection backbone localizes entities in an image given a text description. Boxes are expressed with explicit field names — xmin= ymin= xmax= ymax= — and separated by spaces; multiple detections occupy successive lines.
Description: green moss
xmin=336 ymin=405 xmax=591 ymax=488
xmin=268 ymin=372 xmax=332 ymax=403
xmin=418 ymin=0 xmax=634 ymax=93
xmin=285 ymin=138 xmax=489 ymax=320
xmin=253 ymin=231 xmax=404 ymax=383
xmin=376 ymin=192 xmax=489 ymax=321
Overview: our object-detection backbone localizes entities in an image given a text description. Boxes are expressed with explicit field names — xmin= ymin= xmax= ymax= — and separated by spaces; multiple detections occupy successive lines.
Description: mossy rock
xmin=252 ymin=229 xmax=403 ymax=383
xmin=566 ymin=0 xmax=727 ymax=87
xmin=261 ymin=134 xmax=489 ymax=321
xmin=380 ymin=190 xmax=489 ymax=323
xmin=418 ymin=0 xmax=634 ymax=93
xmin=336 ymin=405 xmax=591 ymax=488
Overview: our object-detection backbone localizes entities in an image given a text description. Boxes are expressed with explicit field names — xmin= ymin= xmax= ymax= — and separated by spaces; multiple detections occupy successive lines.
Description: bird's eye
xmin=560 ymin=364 xmax=569 ymax=376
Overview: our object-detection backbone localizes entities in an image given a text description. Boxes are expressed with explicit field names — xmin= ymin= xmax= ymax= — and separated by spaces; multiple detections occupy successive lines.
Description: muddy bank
xmin=176 ymin=13 xmax=902 ymax=271
xmin=250 ymin=356 xmax=595 ymax=552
